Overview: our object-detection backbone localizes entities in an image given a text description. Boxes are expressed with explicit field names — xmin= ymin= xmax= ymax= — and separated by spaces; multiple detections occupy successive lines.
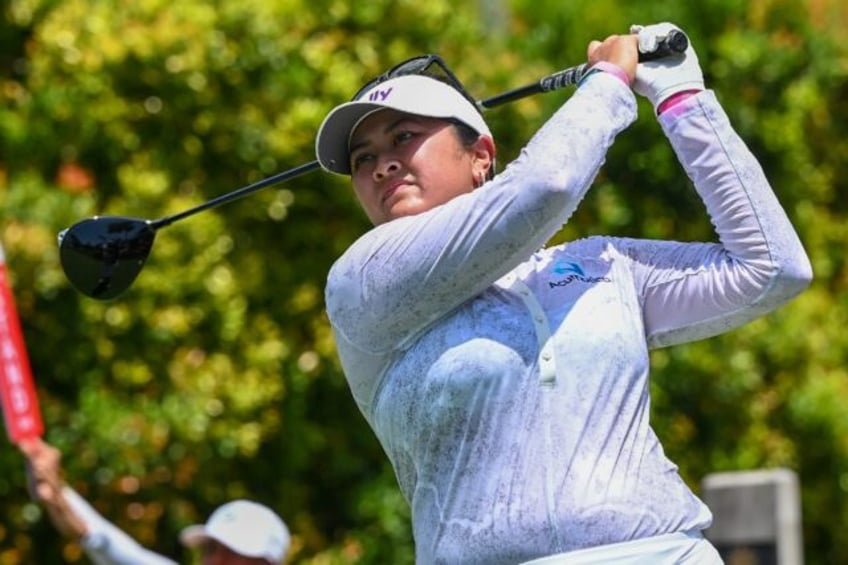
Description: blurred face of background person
xmin=348 ymin=109 xmax=494 ymax=225
xmin=200 ymin=539 xmax=273 ymax=565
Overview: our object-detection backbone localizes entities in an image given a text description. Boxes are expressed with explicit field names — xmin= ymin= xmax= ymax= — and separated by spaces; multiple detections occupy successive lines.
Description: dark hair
xmin=450 ymin=120 xmax=495 ymax=181
xmin=418 ymin=74 xmax=494 ymax=181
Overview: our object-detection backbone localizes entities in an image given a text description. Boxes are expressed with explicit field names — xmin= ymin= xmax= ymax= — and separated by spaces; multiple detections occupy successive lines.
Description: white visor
xmin=315 ymin=74 xmax=492 ymax=175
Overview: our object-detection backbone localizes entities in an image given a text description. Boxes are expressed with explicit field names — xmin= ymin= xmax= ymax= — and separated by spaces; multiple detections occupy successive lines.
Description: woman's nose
xmin=373 ymin=157 xmax=401 ymax=180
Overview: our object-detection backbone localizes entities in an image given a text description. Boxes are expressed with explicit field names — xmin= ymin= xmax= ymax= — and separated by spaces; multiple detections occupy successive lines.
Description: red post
xmin=0 ymin=242 xmax=43 ymax=443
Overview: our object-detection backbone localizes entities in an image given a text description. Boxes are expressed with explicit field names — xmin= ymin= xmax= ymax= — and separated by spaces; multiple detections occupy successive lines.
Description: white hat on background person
xmin=179 ymin=499 xmax=290 ymax=563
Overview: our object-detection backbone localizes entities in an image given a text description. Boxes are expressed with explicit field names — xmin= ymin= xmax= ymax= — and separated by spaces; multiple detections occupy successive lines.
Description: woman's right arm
xmin=327 ymin=69 xmax=637 ymax=357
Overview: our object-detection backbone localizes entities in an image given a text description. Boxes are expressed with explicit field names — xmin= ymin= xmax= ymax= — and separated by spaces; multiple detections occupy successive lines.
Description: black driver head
xmin=58 ymin=216 xmax=157 ymax=300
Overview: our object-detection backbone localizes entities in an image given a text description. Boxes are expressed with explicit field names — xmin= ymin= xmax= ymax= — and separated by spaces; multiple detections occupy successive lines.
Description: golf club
xmin=58 ymin=31 xmax=688 ymax=300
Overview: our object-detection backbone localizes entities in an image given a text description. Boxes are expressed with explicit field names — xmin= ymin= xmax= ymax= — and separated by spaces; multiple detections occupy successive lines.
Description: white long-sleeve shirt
xmin=63 ymin=486 xmax=177 ymax=565
xmin=325 ymin=73 xmax=812 ymax=564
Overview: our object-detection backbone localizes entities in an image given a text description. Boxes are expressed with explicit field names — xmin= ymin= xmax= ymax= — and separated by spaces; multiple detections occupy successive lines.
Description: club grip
xmin=538 ymin=65 xmax=587 ymax=93
xmin=536 ymin=29 xmax=689 ymax=93
xmin=475 ymin=29 xmax=692 ymax=109
xmin=638 ymin=29 xmax=689 ymax=62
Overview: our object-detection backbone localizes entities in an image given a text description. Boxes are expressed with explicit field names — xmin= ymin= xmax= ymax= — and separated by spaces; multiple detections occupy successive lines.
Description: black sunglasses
xmin=351 ymin=54 xmax=482 ymax=114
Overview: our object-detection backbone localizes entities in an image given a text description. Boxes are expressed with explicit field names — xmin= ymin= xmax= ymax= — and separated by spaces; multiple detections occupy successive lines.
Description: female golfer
xmin=315 ymin=23 xmax=812 ymax=564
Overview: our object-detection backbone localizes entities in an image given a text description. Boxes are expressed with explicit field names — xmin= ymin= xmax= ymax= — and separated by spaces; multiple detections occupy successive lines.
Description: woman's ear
xmin=471 ymin=135 xmax=496 ymax=181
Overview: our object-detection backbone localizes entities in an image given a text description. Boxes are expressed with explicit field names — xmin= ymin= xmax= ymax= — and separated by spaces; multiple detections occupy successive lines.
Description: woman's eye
xmin=351 ymin=153 xmax=374 ymax=170
xmin=394 ymin=130 xmax=415 ymax=144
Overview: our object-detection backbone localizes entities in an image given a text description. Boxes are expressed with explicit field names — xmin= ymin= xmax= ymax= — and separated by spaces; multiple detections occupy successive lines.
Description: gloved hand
xmin=630 ymin=23 xmax=705 ymax=112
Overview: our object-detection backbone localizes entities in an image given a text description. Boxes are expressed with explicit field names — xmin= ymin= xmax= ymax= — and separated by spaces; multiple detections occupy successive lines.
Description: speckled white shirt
xmin=325 ymin=73 xmax=812 ymax=564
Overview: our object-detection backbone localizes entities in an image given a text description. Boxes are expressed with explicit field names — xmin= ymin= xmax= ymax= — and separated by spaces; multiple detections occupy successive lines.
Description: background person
xmin=19 ymin=438 xmax=290 ymax=565
xmin=315 ymin=22 xmax=812 ymax=564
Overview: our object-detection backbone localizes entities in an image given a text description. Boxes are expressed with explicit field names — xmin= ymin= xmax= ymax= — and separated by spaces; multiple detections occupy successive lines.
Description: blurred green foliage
xmin=0 ymin=0 xmax=845 ymax=563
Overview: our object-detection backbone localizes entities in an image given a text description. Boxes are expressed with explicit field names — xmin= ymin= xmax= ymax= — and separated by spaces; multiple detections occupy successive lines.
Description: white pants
xmin=521 ymin=531 xmax=724 ymax=564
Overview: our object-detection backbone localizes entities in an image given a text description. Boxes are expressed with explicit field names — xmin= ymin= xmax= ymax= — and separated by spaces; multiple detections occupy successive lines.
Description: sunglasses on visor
xmin=351 ymin=54 xmax=482 ymax=114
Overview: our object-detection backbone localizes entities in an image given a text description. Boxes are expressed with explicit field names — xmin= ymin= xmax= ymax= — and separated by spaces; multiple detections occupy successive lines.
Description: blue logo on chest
xmin=553 ymin=260 xmax=585 ymax=276
xmin=549 ymin=260 xmax=611 ymax=288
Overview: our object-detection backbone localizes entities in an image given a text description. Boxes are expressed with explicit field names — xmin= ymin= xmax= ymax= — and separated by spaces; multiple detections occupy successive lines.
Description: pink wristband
xmin=657 ymin=90 xmax=702 ymax=115
xmin=587 ymin=61 xmax=631 ymax=86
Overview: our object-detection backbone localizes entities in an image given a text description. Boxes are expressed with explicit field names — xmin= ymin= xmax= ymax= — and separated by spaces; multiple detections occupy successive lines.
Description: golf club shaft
xmin=148 ymin=31 xmax=687 ymax=230
xmin=150 ymin=160 xmax=321 ymax=230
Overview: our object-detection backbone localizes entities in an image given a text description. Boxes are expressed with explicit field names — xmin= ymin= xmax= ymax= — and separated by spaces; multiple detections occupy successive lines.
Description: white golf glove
xmin=630 ymin=22 xmax=705 ymax=112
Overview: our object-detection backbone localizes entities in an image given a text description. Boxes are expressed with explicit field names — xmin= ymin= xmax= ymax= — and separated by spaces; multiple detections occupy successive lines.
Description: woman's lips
xmin=382 ymin=181 xmax=410 ymax=203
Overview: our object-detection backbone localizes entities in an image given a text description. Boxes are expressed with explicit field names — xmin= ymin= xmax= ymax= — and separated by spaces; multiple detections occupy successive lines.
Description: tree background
xmin=1 ymin=0 xmax=845 ymax=563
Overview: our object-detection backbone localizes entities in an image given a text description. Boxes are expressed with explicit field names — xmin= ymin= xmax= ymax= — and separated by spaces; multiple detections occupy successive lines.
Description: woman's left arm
xmin=639 ymin=91 xmax=812 ymax=348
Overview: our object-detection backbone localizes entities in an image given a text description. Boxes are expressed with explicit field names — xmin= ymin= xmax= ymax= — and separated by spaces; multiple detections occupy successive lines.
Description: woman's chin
xmin=383 ymin=199 xmax=428 ymax=222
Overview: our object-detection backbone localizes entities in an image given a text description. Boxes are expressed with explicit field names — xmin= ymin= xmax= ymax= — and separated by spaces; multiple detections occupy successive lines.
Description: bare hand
xmin=19 ymin=438 xmax=90 ymax=539
xmin=586 ymin=34 xmax=639 ymax=83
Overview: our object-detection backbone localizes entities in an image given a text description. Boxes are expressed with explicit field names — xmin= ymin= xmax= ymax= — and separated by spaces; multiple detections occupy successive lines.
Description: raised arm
xmin=626 ymin=23 xmax=812 ymax=346
xmin=327 ymin=71 xmax=638 ymax=356
xmin=20 ymin=438 xmax=176 ymax=565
